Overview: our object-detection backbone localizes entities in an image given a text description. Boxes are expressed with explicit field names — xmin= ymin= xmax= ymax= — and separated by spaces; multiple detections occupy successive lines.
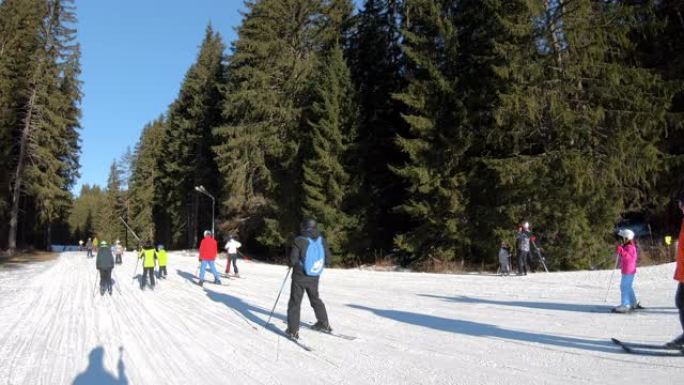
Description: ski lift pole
xmin=119 ymin=217 xmax=141 ymax=243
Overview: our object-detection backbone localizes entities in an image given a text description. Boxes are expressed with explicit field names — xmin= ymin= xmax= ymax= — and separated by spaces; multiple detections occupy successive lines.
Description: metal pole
xmin=603 ymin=253 xmax=620 ymax=303
xmin=211 ymin=195 xmax=215 ymax=238
xmin=266 ymin=267 xmax=291 ymax=326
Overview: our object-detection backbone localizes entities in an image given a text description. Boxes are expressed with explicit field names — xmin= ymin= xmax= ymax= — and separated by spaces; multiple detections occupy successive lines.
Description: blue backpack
xmin=303 ymin=236 xmax=325 ymax=276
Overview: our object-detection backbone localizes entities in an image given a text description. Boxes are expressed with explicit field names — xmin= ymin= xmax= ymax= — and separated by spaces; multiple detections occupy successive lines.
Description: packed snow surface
xmin=0 ymin=251 xmax=682 ymax=385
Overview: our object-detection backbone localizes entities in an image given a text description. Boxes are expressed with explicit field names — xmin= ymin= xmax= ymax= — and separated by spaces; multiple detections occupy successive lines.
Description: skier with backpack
xmin=285 ymin=218 xmax=331 ymax=340
xmin=95 ymin=240 xmax=115 ymax=295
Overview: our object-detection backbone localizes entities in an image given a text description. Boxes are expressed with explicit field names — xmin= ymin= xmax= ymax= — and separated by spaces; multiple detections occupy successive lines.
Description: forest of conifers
xmin=2 ymin=0 xmax=683 ymax=270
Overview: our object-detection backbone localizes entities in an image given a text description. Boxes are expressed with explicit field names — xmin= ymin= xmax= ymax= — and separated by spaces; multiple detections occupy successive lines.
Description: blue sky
xmin=74 ymin=0 xmax=244 ymax=194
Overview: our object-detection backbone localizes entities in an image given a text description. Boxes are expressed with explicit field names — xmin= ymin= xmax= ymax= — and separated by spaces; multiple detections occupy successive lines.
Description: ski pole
xmin=603 ymin=253 xmax=620 ymax=303
xmin=92 ymin=270 xmax=100 ymax=298
xmin=266 ymin=267 xmax=291 ymax=325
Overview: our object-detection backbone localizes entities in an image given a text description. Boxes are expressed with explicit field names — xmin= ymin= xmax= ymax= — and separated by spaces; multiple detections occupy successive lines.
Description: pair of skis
xmin=265 ymin=321 xmax=358 ymax=352
xmin=611 ymin=338 xmax=684 ymax=356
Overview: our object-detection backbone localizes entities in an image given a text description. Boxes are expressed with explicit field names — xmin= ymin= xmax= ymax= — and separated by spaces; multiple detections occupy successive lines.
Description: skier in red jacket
xmin=198 ymin=230 xmax=221 ymax=286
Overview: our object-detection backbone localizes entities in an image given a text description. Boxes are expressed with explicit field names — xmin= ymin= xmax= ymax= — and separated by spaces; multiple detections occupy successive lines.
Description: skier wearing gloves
xmin=612 ymin=229 xmax=641 ymax=313
xmin=224 ymin=234 xmax=242 ymax=277
xmin=667 ymin=193 xmax=684 ymax=348
xmin=198 ymin=230 xmax=221 ymax=286
xmin=138 ymin=242 xmax=157 ymax=290
xmin=285 ymin=218 xmax=332 ymax=340
xmin=95 ymin=241 xmax=115 ymax=295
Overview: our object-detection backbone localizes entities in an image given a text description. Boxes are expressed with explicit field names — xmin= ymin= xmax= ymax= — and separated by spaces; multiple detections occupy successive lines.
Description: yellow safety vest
xmin=157 ymin=250 xmax=168 ymax=266
xmin=139 ymin=248 xmax=156 ymax=268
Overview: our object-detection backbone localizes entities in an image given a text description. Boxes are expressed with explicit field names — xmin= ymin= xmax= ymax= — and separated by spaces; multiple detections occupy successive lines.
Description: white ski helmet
xmin=617 ymin=228 xmax=635 ymax=241
xmin=522 ymin=221 xmax=530 ymax=230
xmin=204 ymin=230 xmax=212 ymax=237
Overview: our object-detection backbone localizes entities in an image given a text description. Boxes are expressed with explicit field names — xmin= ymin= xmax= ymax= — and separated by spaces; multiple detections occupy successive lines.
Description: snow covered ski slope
xmin=0 ymin=251 xmax=682 ymax=385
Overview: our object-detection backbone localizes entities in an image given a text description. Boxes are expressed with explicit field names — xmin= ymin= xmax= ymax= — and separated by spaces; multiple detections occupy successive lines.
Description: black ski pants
xmin=226 ymin=253 xmax=239 ymax=274
xmin=158 ymin=266 xmax=167 ymax=277
xmin=518 ymin=250 xmax=530 ymax=275
xmin=676 ymin=283 xmax=684 ymax=333
xmin=99 ymin=268 xmax=112 ymax=290
xmin=141 ymin=267 xmax=155 ymax=288
xmin=287 ymin=276 xmax=328 ymax=333
xmin=115 ymin=253 xmax=122 ymax=264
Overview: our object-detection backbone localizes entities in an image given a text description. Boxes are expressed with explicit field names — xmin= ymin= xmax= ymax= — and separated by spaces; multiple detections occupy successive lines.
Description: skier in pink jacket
xmin=612 ymin=228 xmax=641 ymax=313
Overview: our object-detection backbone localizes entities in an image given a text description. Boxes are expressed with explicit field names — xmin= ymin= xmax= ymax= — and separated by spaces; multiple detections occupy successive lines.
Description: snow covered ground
xmin=0 ymin=251 xmax=681 ymax=385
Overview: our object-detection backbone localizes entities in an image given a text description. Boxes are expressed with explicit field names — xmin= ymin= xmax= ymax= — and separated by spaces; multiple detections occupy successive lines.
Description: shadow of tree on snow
xmin=418 ymin=293 xmax=676 ymax=315
xmin=348 ymin=304 xmax=619 ymax=354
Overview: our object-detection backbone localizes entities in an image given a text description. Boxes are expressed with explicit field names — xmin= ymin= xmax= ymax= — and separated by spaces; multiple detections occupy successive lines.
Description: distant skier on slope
xmin=498 ymin=241 xmax=511 ymax=276
xmin=96 ymin=240 xmax=115 ymax=295
xmin=198 ymin=230 xmax=221 ymax=286
xmin=516 ymin=222 xmax=532 ymax=275
xmin=224 ymin=234 xmax=242 ymax=277
xmin=85 ymin=238 xmax=93 ymax=258
xmin=612 ymin=228 xmax=641 ymax=313
xmin=138 ymin=242 xmax=157 ymax=290
xmin=286 ymin=218 xmax=332 ymax=340
xmin=157 ymin=244 xmax=168 ymax=279
xmin=667 ymin=193 xmax=684 ymax=348
xmin=114 ymin=240 xmax=124 ymax=264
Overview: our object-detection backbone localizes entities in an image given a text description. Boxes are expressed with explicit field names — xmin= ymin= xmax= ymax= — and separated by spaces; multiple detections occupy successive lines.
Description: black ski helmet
xmin=300 ymin=218 xmax=317 ymax=231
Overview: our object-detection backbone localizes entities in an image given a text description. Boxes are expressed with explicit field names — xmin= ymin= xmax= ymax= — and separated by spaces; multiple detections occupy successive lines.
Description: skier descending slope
xmin=224 ymin=234 xmax=242 ymax=277
xmin=286 ymin=218 xmax=332 ymax=340
xmin=198 ymin=230 xmax=221 ymax=287
xmin=96 ymin=241 xmax=115 ymax=295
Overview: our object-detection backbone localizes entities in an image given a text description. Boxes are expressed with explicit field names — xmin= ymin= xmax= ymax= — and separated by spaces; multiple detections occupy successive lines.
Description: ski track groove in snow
xmin=0 ymin=251 xmax=683 ymax=384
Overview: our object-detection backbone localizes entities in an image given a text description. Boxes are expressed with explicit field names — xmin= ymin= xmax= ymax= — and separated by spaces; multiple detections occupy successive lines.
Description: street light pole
xmin=194 ymin=185 xmax=215 ymax=237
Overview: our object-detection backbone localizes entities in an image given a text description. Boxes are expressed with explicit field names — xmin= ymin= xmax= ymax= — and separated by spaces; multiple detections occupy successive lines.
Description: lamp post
xmin=194 ymin=185 xmax=215 ymax=237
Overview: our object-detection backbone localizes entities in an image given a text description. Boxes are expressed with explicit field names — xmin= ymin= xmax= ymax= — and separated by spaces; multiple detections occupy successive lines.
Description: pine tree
xmin=156 ymin=25 xmax=225 ymax=248
xmin=348 ymin=0 xmax=408 ymax=256
xmin=3 ymin=0 xmax=81 ymax=254
xmin=301 ymin=44 xmax=359 ymax=262
xmin=96 ymin=161 xmax=125 ymax=244
xmin=215 ymin=0 xmax=351 ymax=250
xmin=128 ymin=118 xmax=165 ymax=245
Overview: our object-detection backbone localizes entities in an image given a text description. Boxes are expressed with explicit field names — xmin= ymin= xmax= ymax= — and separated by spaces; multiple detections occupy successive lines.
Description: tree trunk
xmin=8 ymin=88 xmax=37 ymax=256
xmin=543 ymin=0 xmax=564 ymax=70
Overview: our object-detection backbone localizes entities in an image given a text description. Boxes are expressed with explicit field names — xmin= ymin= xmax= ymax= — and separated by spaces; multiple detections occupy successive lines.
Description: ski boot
xmin=285 ymin=329 xmax=299 ymax=340
xmin=214 ymin=278 xmax=222 ymax=285
xmin=108 ymin=285 xmax=113 ymax=295
xmin=100 ymin=286 xmax=106 ymax=296
xmin=630 ymin=302 xmax=645 ymax=311
xmin=311 ymin=321 xmax=332 ymax=333
xmin=611 ymin=305 xmax=632 ymax=314
xmin=666 ymin=334 xmax=684 ymax=349
xmin=198 ymin=280 xmax=204 ymax=287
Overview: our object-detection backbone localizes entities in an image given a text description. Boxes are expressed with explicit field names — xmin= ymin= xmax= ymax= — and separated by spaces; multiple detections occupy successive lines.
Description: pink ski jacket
xmin=617 ymin=242 xmax=637 ymax=275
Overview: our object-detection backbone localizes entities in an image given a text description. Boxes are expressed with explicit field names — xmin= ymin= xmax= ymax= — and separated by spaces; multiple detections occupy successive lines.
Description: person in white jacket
xmin=224 ymin=234 xmax=242 ymax=277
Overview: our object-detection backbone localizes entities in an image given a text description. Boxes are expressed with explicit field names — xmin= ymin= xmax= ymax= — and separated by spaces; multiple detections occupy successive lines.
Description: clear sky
xmin=74 ymin=0 xmax=244 ymax=194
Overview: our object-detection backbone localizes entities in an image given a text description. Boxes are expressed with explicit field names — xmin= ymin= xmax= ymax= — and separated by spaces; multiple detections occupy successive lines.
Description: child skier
xmin=138 ymin=242 xmax=157 ymax=290
xmin=157 ymin=244 xmax=168 ymax=279
xmin=95 ymin=241 xmax=115 ymax=295
xmin=114 ymin=240 xmax=124 ymax=264
xmin=498 ymin=242 xmax=511 ymax=276
xmin=612 ymin=229 xmax=641 ymax=313
xmin=224 ymin=234 xmax=242 ymax=277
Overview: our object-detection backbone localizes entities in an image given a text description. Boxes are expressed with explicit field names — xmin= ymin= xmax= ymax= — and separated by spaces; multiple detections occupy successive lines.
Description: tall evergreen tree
xmin=301 ymin=44 xmax=359 ymax=262
xmin=156 ymin=25 xmax=225 ymax=248
xmin=215 ymin=0 xmax=353 ymax=251
xmin=96 ymin=161 xmax=125 ymax=243
xmin=2 ymin=0 xmax=81 ymax=254
xmin=128 ymin=118 xmax=165 ymax=245
xmin=348 ymin=0 xmax=408 ymax=256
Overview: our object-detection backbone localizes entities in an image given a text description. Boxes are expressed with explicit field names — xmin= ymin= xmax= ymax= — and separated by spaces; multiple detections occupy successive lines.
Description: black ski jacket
xmin=96 ymin=247 xmax=114 ymax=270
xmin=289 ymin=228 xmax=331 ymax=281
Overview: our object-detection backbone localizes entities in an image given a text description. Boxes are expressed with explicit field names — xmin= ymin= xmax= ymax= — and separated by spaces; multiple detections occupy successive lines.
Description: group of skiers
xmin=497 ymin=221 xmax=544 ymax=276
